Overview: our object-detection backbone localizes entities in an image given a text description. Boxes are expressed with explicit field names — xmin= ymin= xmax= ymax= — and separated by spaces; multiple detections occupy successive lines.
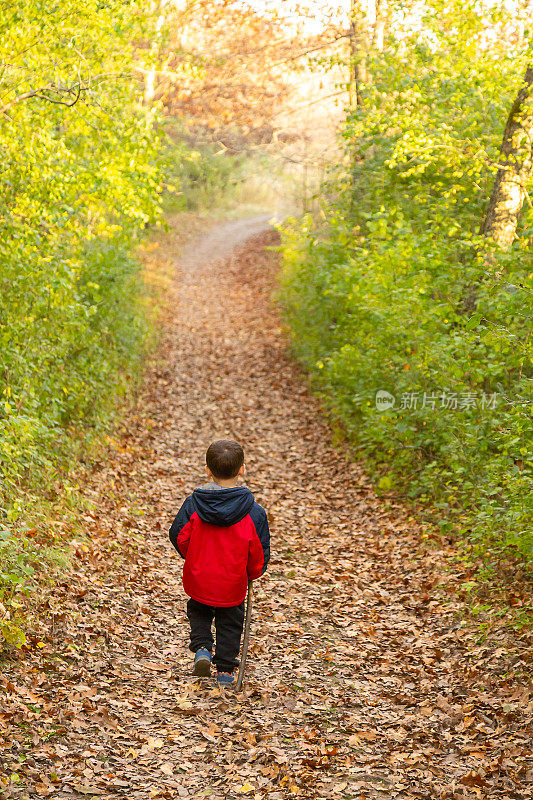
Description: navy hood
xmin=192 ymin=485 xmax=255 ymax=527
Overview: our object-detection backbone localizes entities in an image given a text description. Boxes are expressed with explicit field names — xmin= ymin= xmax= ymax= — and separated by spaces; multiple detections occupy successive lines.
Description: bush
xmin=0 ymin=237 xmax=150 ymax=508
xmin=278 ymin=5 xmax=533 ymax=561
xmin=0 ymin=3 xmax=166 ymax=624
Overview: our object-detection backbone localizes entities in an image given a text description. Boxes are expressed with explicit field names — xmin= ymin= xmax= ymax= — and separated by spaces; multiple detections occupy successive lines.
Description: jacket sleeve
xmin=247 ymin=504 xmax=270 ymax=580
xmin=169 ymin=496 xmax=195 ymax=559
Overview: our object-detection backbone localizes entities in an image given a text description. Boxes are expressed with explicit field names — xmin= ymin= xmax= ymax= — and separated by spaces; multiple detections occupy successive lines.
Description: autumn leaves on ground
xmin=1 ymin=217 xmax=531 ymax=800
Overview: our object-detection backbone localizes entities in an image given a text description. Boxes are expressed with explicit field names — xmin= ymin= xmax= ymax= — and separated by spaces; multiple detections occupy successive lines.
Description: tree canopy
xmin=0 ymin=1 xmax=163 ymax=516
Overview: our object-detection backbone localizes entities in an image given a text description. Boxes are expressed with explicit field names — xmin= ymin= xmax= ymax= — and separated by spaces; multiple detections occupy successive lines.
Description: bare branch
xmin=272 ymin=90 xmax=347 ymax=120
xmin=0 ymin=72 xmax=130 ymax=115
xmin=270 ymin=34 xmax=350 ymax=68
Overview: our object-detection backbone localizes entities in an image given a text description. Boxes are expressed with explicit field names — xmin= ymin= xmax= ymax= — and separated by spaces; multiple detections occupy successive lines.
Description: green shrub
xmin=161 ymin=133 xmax=247 ymax=212
xmin=278 ymin=3 xmax=533 ymax=561
xmin=162 ymin=126 xmax=286 ymax=214
xmin=0 ymin=238 xmax=150 ymax=509
xmin=0 ymin=3 xmax=166 ymax=620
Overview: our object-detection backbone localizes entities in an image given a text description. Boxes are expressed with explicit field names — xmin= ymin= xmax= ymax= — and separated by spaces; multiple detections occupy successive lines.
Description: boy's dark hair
xmin=206 ymin=440 xmax=244 ymax=479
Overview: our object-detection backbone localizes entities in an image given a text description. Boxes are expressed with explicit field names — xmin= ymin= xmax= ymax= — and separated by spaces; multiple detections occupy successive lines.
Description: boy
xmin=169 ymin=440 xmax=270 ymax=686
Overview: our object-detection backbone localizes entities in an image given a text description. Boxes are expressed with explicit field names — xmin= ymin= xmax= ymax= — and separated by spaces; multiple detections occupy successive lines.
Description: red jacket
xmin=169 ymin=484 xmax=270 ymax=607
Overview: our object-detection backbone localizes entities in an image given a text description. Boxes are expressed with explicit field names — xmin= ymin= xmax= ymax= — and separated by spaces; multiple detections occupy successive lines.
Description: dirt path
xmin=1 ymin=216 xmax=531 ymax=800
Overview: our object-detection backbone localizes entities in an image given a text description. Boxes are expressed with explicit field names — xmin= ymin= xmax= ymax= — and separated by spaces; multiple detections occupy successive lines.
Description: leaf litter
xmin=0 ymin=215 xmax=531 ymax=800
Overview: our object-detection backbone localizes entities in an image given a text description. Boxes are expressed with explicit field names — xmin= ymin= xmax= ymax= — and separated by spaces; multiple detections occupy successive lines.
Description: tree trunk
xmin=372 ymin=0 xmax=385 ymax=51
xmin=143 ymin=0 xmax=168 ymax=105
xmin=349 ymin=22 xmax=368 ymax=109
xmin=349 ymin=1 xmax=372 ymax=109
xmin=349 ymin=1 xmax=387 ymax=108
xmin=481 ymin=66 xmax=533 ymax=248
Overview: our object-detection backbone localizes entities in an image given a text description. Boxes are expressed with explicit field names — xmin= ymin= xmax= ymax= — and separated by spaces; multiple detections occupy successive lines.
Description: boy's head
xmin=205 ymin=440 xmax=245 ymax=483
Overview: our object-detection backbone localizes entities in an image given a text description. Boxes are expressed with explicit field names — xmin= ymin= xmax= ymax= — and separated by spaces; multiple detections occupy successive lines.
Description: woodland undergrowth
xmin=278 ymin=5 xmax=532 ymax=610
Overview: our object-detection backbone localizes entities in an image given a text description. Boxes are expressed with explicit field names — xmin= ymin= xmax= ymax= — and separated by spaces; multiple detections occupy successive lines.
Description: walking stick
xmin=236 ymin=580 xmax=253 ymax=692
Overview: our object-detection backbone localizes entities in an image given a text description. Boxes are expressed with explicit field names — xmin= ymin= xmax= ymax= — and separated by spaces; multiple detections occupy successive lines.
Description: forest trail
xmin=1 ymin=216 xmax=531 ymax=800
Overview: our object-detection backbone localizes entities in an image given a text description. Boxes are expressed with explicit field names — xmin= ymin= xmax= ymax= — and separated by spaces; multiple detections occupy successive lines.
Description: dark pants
xmin=187 ymin=598 xmax=245 ymax=673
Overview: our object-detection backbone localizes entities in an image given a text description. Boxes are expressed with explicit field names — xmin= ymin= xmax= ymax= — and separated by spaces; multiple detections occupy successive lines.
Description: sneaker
xmin=216 ymin=671 xmax=235 ymax=687
xmin=193 ymin=648 xmax=212 ymax=677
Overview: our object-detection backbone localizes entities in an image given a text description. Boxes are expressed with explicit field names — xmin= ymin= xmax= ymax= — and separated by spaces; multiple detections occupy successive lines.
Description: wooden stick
xmin=236 ymin=580 xmax=253 ymax=692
